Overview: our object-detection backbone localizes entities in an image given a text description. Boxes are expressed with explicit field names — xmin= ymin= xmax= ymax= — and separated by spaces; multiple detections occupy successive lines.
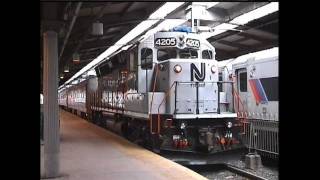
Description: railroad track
xmin=161 ymin=149 xmax=277 ymax=180
xmin=180 ymin=162 xmax=268 ymax=180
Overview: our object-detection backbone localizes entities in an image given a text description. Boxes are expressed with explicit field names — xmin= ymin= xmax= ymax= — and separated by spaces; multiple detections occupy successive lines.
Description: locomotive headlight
xmin=227 ymin=122 xmax=232 ymax=128
xmin=174 ymin=64 xmax=182 ymax=73
xmin=211 ymin=65 xmax=216 ymax=74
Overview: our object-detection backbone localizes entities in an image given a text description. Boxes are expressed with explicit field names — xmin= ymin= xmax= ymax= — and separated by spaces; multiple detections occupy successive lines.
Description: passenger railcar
xmin=218 ymin=47 xmax=279 ymax=157
xmin=218 ymin=47 xmax=278 ymax=121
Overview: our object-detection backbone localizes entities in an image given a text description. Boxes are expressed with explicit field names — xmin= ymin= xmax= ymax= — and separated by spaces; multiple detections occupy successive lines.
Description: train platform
xmin=41 ymin=110 xmax=206 ymax=180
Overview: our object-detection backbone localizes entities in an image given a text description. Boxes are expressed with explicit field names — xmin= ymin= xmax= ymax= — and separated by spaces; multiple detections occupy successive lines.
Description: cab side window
xmin=141 ymin=48 xmax=153 ymax=69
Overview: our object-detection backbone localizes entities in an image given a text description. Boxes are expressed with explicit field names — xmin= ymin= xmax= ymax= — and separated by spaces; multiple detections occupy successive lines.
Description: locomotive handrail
xmin=231 ymin=75 xmax=247 ymax=134
xmin=232 ymin=75 xmax=245 ymax=113
xmin=157 ymin=81 xmax=177 ymax=114
xmin=217 ymin=81 xmax=236 ymax=114
xmin=157 ymin=81 xmax=176 ymax=136
xmin=233 ymin=90 xmax=244 ymax=112
xmin=157 ymin=81 xmax=177 ymax=124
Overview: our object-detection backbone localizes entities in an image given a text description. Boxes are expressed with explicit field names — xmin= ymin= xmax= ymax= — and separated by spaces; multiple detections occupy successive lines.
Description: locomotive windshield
xmin=179 ymin=49 xmax=198 ymax=59
xmin=157 ymin=48 xmax=198 ymax=61
xmin=157 ymin=49 xmax=177 ymax=61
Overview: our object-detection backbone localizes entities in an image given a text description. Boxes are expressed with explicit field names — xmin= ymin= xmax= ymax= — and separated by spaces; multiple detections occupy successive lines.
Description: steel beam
xmin=59 ymin=2 xmax=82 ymax=61
xmin=121 ymin=2 xmax=134 ymax=16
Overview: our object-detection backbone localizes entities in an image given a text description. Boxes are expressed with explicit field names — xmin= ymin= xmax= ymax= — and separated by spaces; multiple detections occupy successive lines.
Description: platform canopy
xmin=40 ymin=2 xmax=278 ymax=91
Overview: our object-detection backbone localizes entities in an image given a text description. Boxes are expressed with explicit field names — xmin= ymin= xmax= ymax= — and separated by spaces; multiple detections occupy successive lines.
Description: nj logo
xmin=190 ymin=63 xmax=205 ymax=81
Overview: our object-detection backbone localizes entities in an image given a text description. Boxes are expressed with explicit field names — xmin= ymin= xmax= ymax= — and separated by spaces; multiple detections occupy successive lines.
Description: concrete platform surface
xmin=41 ymin=110 xmax=207 ymax=180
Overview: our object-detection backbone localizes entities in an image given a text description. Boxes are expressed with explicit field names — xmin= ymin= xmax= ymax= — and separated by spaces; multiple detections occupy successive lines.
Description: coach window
xmin=260 ymin=77 xmax=278 ymax=101
xmin=239 ymin=72 xmax=247 ymax=92
xmin=202 ymin=50 xmax=213 ymax=59
xmin=141 ymin=48 xmax=153 ymax=69
xmin=157 ymin=49 xmax=177 ymax=61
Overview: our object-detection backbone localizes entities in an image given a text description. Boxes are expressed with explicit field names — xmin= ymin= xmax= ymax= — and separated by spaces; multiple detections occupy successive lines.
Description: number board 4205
xmin=155 ymin=38 xmax=176 ymax=47
xmin=186 ymin=38 xmax=200 ymax=48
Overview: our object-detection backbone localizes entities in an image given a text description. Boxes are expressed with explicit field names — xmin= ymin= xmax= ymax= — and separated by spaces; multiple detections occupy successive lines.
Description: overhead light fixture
xmin=230 ymin=2 xmax=278 ymax=25
xmin=64 ymin=65 xmax=69 ymax=73
xmin=149 ymin=2 xmax=185 ymax=19
xmin=60 ymin=73 xmax=64 ymax=79
xmin=59 ymin=2 xmax=185 ymax=89
xmin=92 ymin=21 xmax=103 ymax=36
xmin=73 ymin=53 xmax=80 ymax=63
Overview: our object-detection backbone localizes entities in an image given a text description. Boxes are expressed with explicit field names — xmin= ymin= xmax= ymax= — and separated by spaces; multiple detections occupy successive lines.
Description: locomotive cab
xmin=137 ymin=31 xmax=235 ymax=116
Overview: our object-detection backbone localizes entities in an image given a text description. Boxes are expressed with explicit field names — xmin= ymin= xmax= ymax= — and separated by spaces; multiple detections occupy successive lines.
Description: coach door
xmin=236 ymin=68 xmax=248 ymax=112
